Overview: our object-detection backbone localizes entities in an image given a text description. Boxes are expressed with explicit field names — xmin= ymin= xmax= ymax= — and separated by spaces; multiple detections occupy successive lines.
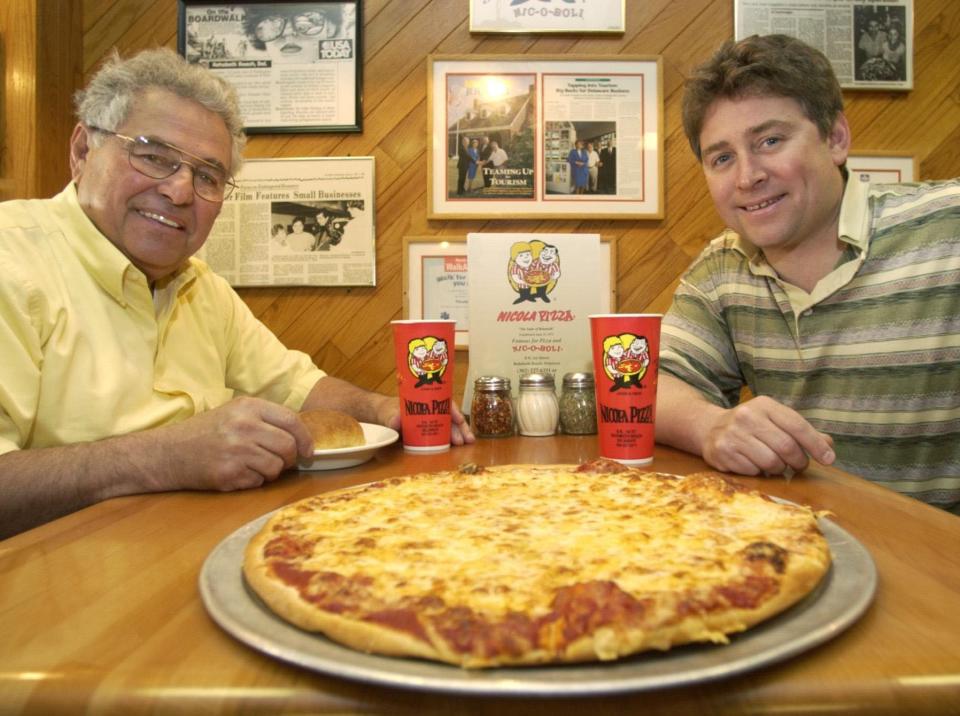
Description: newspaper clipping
xmin=431 ymin=57 xmax=662 ymax=219
xmin=181 ymin=2 xmax=360 ymax=130
xmin=735 ymin=0 xmax=912 ymax=90
xmin=197 ymin=157 xmax=376 ymax=287
xmin=542 ymin=74 xmax=644 ymax=200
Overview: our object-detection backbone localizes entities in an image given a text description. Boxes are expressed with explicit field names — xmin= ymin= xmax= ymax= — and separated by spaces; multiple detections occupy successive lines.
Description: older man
xmin=0 ymin=49 xmax=472 ymax=538
xmin=655 ymin=35 xmax=960 ymax=511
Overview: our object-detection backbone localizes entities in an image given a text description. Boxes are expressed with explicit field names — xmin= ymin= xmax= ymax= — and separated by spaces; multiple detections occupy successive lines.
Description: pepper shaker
xmin=471 ymin=376 xmax=514 ymax=438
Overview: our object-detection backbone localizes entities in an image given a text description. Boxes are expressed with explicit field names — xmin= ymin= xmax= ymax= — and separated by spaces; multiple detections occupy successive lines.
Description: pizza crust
xmin=243 ymin=463 xmax=832 ymax=668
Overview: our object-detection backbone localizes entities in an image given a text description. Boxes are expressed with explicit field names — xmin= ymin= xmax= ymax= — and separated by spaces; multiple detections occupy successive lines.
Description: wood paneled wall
xmin=0 ymin=0 xmax=82 ymax=202
xmin=14 ymin=0 xmax=960 ymax=403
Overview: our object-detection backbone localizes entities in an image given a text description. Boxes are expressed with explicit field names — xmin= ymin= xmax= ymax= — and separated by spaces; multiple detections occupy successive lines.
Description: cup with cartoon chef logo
xmin=391 ymin=320 xmax=456 ymax=452
xmin=589 ymin=314 xmax=662 ymax=465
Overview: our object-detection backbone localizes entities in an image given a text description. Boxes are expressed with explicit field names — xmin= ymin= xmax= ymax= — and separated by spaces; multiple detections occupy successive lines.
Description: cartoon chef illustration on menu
xmin=507 ymin=240 xmax=561 ymax=304
xmin=602 ymin=333 xmax=650 ymax=391
xmin=408 ymin=336 xmax=449 ymax=387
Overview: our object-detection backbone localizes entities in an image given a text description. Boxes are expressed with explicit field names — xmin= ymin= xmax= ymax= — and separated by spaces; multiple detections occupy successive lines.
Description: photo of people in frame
xmin=444 ymin=73 xmax=536 ymax=200
xmin=543 ymin=121 xmax=616 ymax=196
xmin=853 ymin=4 xmax=908 ymax=83
xmin=269 ymin=200 xmax=362 ymax=252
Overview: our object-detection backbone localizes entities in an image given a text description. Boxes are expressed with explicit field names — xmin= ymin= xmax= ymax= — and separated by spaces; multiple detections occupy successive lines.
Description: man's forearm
xmin=655 ymin=373 xmax=724 ymax=456
xmin=301 ymin=375 xmax=396 ymax=426
xmin=0 ymin=431 xmax=167 ymax=539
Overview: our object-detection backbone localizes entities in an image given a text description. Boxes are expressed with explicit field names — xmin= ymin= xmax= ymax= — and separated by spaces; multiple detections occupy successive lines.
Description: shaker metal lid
xmin=562 ymin=372 xmax=594 ymax=388
xmin=519 ymin=372 xmax=556 ymax=388
xmin=475 ymin=375 xmax=511 ymax=391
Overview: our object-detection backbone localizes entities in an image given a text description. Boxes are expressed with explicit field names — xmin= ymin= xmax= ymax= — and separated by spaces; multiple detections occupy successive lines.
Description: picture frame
xmin=734 ymin=0 xmax=913 ymax=91
xmin=177 ymin=0 xmax=363 ymax=133
xmin=427 ymin=55 xmax=663 ymax=220
xmin=469 ymin=0 xmax=625 ymax=34
xmin=403 ymin=235 xmax=617 ymax=349
xmin=197 ymin=156 xmax=376 ymax=287
xmin=847 ymin=152 xmax=916 ymax=183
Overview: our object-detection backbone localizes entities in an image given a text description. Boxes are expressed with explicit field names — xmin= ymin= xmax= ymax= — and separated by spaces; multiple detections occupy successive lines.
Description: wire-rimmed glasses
xmin=89 ymin=126 xmax=236 ymax=202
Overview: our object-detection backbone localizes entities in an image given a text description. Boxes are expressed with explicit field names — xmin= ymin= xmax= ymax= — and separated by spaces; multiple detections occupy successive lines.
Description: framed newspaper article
xmin=469 ymin=0 xmax=625 ymax=34
xmin=427 ymin=55 xmax=663 ymax=220
xmin=402 ymin=235 xmax=617 ymax=349
xmin=197 ymin=157 xmax=376 ymax=287
xmin=847 ymin=152 xmax=916 ymax=183
xmin=734 ymin=0 xmax=913 ymax=91
xmin=177 ymin=1 xmax=363 ymax=133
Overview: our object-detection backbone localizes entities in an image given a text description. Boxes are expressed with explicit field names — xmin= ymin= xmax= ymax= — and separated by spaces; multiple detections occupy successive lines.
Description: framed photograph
xmin=847 ymin=152 xmax=916 ymax=183
xmin=197 ymin=156 xmax=375 ymax=286
xmin=735 ymin=0 xmax=913 ymax=91
xmin=469 ymin=0 xmax=625 ymax=34
xmin=177 ymin=1 xmax=363 ymax=133
xmin=403 ymin=235 xmax=617 ymax=348
xmin=427 ymin=55 xmax=663 ymax=220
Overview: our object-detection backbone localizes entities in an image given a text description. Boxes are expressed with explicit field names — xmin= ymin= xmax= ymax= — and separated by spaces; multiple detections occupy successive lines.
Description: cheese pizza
xmin=243 ymin=460 xmax=831 ymax=668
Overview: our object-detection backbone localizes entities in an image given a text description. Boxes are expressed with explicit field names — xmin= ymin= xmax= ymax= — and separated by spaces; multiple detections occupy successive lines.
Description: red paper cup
xmin=391 ymin=320 xmax=456 ymax=452
xmin=589 ymin=314 xmax=662 ymax=465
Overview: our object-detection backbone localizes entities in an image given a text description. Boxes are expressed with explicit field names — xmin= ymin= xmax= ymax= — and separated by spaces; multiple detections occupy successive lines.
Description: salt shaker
xmin=516 ymin=373 xmax=559 ymax=436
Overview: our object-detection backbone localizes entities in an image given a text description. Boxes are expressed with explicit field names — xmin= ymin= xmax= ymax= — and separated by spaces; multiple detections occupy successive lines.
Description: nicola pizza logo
xmin=507 ymin=240 xmax=561 ymax=304
xmin=407 ymin=336 xmax=449 ymax=387
xmin=601 ymin=333 xmax=650 ymax=392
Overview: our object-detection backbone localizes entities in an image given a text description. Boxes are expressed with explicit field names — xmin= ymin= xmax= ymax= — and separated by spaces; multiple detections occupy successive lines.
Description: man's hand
xmin=303 ymin=375 xmax=474 ymax=448
xmin=701 ymin=396 xmax=835 ymax=476
xmin=656 ymin=373 xmax=835 ymax=477
xmin=0 ymin=396 xmax=315 ymax=538
xmin=156 ymin=397 xmax=314 ymax=491
xmin=382 ymin=400 xmax=476 ymax=446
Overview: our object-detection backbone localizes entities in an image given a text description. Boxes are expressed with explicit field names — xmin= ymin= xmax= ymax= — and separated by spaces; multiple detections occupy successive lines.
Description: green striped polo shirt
xmin=661 ymin=177 xmax=960 ymax=511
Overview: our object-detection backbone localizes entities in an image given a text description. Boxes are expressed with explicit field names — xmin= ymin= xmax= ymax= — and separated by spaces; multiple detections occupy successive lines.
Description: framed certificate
xmin=178 ymin=0 xmax=363 ymax=133
xmin=847 ymin=152 xmax=916 ymax=183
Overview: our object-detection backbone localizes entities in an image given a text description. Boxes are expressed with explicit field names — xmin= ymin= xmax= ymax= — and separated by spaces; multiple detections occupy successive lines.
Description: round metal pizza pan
xmin=199 ymin=510 xmax=876 ymax=696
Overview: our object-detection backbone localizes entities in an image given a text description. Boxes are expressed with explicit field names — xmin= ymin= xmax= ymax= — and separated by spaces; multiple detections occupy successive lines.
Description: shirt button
xmin=802 ymin=309 xmax=813 ymax=317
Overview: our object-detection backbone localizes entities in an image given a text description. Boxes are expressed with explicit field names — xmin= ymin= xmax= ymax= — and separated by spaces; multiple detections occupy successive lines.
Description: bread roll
xmin=300 ymin=409 xmax=365 ymax=450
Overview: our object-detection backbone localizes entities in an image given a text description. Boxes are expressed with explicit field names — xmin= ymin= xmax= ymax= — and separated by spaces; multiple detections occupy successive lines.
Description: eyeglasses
xmin=89 ymin=127 xmax=236 ymax=202
xmin=254 ymin=13 xmax=328 ymax=42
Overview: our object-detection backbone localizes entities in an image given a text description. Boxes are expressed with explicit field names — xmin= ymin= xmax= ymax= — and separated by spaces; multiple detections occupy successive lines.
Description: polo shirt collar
xmin=50 ymin=183 xmax=197 ymax=305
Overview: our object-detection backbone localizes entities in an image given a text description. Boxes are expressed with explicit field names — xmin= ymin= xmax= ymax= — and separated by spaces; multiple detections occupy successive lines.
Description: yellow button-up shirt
xmin=0 ymin=185 xmax=325 ymax=453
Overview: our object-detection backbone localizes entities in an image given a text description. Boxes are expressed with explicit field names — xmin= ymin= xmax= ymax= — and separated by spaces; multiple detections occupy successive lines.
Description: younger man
xmin=655 ymin=35 xmax=960 ymax=511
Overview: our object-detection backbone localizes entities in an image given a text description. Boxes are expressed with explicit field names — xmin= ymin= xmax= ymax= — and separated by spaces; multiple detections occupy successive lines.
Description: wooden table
xmin=2 ymin=437 xmax=959 ymax=715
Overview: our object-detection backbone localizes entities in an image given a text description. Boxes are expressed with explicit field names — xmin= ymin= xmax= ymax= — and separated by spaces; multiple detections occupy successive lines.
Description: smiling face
xmin=698 ymin=94 xmax=848 ymax=260
xmin=70 ymin=88 xmax=232 ymax=283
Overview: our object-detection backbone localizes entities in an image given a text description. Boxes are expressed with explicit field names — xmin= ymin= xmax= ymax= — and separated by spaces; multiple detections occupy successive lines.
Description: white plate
xmin=200 ymin=511 xmax=876 ymax=696
xmin=297 ymin=423 xmax=399 ymax=471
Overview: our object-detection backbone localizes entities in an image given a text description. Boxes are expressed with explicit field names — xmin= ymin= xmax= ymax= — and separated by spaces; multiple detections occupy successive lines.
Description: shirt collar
xmin=50 ymin=183 xmax=197 ymax=305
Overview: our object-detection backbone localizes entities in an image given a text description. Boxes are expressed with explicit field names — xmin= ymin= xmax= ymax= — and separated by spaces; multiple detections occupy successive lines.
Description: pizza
xmin=243 ymin=460 xmax=831 ymax=668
